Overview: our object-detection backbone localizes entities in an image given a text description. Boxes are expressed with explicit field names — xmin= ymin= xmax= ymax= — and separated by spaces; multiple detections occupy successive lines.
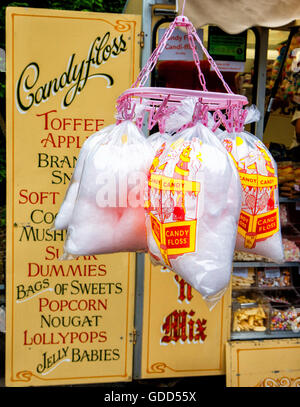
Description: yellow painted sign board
xmin=226 ymin=339 xmax=300 ymax=387
xmin=140 ymin=255 xmax=231 ymax=378
xmin=5 ymin=7 xmax=141 ymax=386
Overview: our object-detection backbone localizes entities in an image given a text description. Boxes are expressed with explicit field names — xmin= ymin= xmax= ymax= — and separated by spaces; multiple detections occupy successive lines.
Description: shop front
xmin=129 ymin=0 xmax=300 ymax=387
xmin=3 ymin=0 xmax=300 ymax=388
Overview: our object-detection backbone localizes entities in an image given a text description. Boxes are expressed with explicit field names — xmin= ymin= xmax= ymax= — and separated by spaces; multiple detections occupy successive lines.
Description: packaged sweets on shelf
xmin=270 ymin=307 xmax=300 ymax=332
xmin=257 ymin=268 xmax=292 ymax=288
xmin=270 ymin=308 xmax=292 ymax=331
xmin=263 ymin=294 xmax=290 ymax=305
xmin=232 ymin=291 xmax=269 ymax=332
xmin=233 ymin=293 xmax=260 ymax=305
xmin=232 ymin=268 xmax=256 ymax=288
xmin=232 ymin=304 xmax=268 ymax=332
xmin=233 ymin=250 xmax=269 ymax=262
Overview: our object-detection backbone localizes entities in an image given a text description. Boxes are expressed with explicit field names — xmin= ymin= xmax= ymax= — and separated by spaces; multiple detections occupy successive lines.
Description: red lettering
xmin=36 ymin=110 xmax=57 ymax=130
xmin=174 ymin=275 xmax=193 ymax=302
xmin=95 ymin=119 xmax=104 ymax=131
xmin=73 ymin=118 xmax=82 ymax=131
xmin=45 ymin=246 xmax=59 ymax=261
xmin=38 ymin=298 xmax=107 ymax=312
xmin=238 ymin=212 xmax=250 ymax=232
xmin=161 ymin=310 xmax=207 ymax=344
xmin=18 ymin=189 xmax=60 ymax=205
xmin=62 ymin=118 xmax=72 ymax=130
xmin=84 ymin=118 xmax=93 ymax=131
xmin=165 ymin=225 xmax=190 ymax=249
xmin=36 ymin=110 xmax=105 ymax=132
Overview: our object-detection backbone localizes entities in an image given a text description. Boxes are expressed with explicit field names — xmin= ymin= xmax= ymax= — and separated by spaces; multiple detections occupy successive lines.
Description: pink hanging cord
xmin=181 ymin=0 xmax=186 ymax=15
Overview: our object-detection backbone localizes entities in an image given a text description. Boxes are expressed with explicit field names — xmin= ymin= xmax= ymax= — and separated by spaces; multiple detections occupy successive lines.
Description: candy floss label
xmin=238 ymin=208 xmax=279 ymax=248
xmin=238 ymin=169 xmax=279 ymax=249
xmin=150 ymin=214 xmax=197 ymax=265
xmin=223 ymin=137 xmax=280 ymax=249
xmin=165 ymin=224 xmax=191 ymax=249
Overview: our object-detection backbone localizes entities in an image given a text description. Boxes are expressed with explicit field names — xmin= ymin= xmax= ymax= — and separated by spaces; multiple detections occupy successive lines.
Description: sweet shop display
xmin=231 ymin=265 xmax=300 ymax=337
xmin=234 ymin=293 xmax=261 ymax=305
xmin=262 ymin=293 xmax=290 ymax=305
xmin=232 ymin=268 xmax=256 ymax=288
xmin=232 ymin=303 xmax=268 ymax=332
xmin=227 ymin=33 xmax=300 ymax=340
xmin=270 ymin=307 xmax=300 ymax=332
xmin=270 ymin=308 xmax=292 ymax=331
xmin=232 ymin=292 xmax=268 ymax=333
xmin=233 ymin=250 xmax=269 ymax=262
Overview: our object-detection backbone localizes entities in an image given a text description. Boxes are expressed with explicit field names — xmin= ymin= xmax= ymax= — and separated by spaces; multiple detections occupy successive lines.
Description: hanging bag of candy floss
xmin=217 ymin=105 xmax=284 ymax=263
xmin=54 ymin=124 xmax=115 ymax=230
xmin=62 ymin=120 xmax=154 ymax=258
xmin=145 ymin=103 xmax=242 ymax=309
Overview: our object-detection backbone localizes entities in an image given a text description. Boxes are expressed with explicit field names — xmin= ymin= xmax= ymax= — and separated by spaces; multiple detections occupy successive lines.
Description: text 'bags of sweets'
xmin=145 ymin=120 xmax=242 ymax=309
xmin=62 ymin=120 xmax=154 ymax=258
xmin=54 ymin=125 xmax=114 ymax=230
xmin=216 ymin=105 xmax=284 ymax=263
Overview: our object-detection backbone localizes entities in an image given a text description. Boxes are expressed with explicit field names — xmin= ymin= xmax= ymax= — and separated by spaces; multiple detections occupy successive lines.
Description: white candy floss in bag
xmin=63 ymin=120 xmax=154 ymax=258
xmin=145 ymin=122 xmax=242 ymax=308
xmin=54 ymin=124 xmax=114 ymax=230
xmin=217 ymin=106 xmax=284 ymax=263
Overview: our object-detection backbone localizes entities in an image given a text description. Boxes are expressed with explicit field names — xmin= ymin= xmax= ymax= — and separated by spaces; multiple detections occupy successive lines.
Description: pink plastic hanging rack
xmin=116 ymin=14 xmax=248 ymax=133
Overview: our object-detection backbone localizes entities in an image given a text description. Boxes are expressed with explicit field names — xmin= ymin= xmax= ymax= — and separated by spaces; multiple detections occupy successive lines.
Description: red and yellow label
xmin=150 ymin=213 xmax=196 ymax=265
xmin=238 ymin=208 xmax=279 ymax=247
xmin=238 ymin=211 xmax=252 ymax=234
xmin=239 ymin=173 xmax=278 ymax=188
xmin=149 ymin=174 xmax=200 ymax=194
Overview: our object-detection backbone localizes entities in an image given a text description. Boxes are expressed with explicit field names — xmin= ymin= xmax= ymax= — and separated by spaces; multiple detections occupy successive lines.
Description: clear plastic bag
xmin=54 ymin=124 xmax=114 ymax=230
xmin=147 ymin=131 xmax=173 ymax=152
xmin=216 ymin=106 xmax=285 ymax=263
xmin=164 ymin=97 xmax=198 ymax=134
xmin=62 ymin=120 xmax=154 ymax=258
xmin=145 ymin=121 xmax=242 ymax=309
